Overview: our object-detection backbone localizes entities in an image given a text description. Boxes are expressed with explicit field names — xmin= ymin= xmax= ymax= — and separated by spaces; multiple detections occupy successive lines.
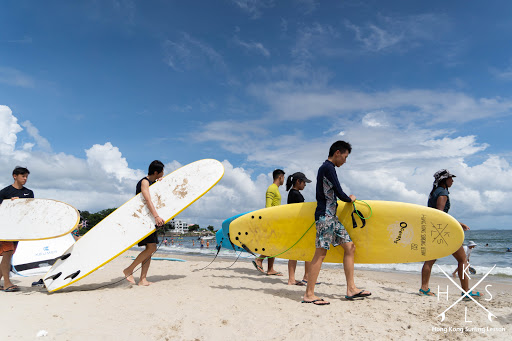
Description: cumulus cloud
xmin=2 ymin=104 xmax=512 ymax=229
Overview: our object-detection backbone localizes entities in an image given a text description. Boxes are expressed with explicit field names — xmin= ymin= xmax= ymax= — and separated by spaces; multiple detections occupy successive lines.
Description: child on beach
xmin=123 ymin=160 xmax=165 ymax=286
xmin=0 ymin=166 xmax=34 ymax=292
xmin=253 ymin=169 xmax=285 ymax=276
xmin=302 ymin=141 xmax=371 ymax=305
xmin=286 ymin=172 xmax=312 ymax=286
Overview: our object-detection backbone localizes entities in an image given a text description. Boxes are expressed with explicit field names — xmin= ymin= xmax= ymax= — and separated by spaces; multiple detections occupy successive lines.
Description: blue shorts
xmin=315 ymin=215 xmax=352 ymax=250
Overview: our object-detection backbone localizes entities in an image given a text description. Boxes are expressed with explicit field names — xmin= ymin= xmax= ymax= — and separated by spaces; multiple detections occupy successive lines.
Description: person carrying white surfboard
xmin=419 ymin=169 xmax=480 ymax=299
xmin=286 ymin=172 xmax=312 ymax=286
xmin=253 ymin=169 xmax=285 ymax=276
xmin=0 ymin=166 xmax=34 ymax=292
xmin=123 ymin=160 xmax=165 ymax=286
xmin=302 ymin=141 xmax=371 ymax=306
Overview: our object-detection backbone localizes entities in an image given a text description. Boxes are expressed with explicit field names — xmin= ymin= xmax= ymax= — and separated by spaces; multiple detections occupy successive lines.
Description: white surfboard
xmin=0 ymin=199 xmax=80 ymax=241
xmin=11 ymin=234 xmax=76 ymax=277
xmin=43 ymin=159 xmax=224 ymax=292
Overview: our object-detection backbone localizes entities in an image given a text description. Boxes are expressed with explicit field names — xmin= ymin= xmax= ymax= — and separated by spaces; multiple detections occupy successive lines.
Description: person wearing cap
xmin=419 ymin=169 xmax=480 ymax=299
xmin=285 ymin=172 xmax=312 ymax=286
xmin=452 ymin=241 xmax=477 ymax=277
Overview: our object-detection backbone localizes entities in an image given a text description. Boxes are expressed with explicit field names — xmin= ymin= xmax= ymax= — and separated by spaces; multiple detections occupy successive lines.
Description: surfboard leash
xmin=252 ymin=200 xmax=373 ymax=261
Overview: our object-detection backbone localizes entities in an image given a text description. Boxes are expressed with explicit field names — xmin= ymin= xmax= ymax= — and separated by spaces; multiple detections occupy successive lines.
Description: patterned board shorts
xmin=315 ymin=215 xmax=352 ymax=250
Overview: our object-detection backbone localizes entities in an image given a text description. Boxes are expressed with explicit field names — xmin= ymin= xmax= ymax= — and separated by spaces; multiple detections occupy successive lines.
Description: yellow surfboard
xmin=229 ymin=200 xmax=464 ymax=264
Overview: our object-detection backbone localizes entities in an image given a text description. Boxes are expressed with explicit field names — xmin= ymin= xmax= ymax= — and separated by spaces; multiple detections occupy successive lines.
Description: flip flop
xmin=266 ymin=271 xmax=283 ymax=276
xmin=345 ymin=290 xmax=371 ymax=300
xmin=3 ymin=285 xmax=20 ymax=292
xmin=301 ymin=298 xmax=330 ymax=305
xmin=419 ymin=288 xmax=436 ymax=297
xmin=252 ymin=260 xmax=265 ymax=274
xmin=290 ymin=281 xmax=305 ymax=286
xmin=302 ymin=280 xmax=321 ymax=285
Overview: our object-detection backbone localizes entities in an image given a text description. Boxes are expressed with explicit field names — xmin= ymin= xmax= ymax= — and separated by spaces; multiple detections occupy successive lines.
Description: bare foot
xmin=123 ymin=269 xmax=136 ymax=284
xmin=346 ymin=288 xmax=371 ymax=297
xmin=138 ymin=279 xmax=153 ymax=286
xmin=288 ymin=280 xmax=305 ymax=286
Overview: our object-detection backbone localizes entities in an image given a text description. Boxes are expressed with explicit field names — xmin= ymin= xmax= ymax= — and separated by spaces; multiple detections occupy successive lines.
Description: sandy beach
xmin=3 ymin=251 xmax=511 ymax=341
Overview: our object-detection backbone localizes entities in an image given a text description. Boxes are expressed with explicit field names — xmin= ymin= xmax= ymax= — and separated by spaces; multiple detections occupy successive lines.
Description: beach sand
xmin=3 ymin=251 xmax=511 ymax=340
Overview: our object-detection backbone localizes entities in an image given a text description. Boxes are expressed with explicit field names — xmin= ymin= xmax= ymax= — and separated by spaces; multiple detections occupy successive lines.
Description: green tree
xmin=207 ymin=225 xmax=215 ymax=232
xmin=79 ymin=208 xmax=117 ymax=234
xmin=188 ymin=224 xmax=200 ymax=232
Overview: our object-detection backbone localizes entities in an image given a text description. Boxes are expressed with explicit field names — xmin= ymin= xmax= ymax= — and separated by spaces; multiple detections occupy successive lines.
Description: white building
xmin=169 ymin=219 xmax=188 ymax=234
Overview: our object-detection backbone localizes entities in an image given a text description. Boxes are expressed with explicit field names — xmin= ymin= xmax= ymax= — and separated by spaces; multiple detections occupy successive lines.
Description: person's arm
xmin=326 ymin=167 xmax=354 ymax=203
xmin=436 ymin=195 xmax=447 ymax=211
xmin=140 ymin=179 xmax=164 ymax=227
xmin=265 ymin=189 xmax=275 ymax=208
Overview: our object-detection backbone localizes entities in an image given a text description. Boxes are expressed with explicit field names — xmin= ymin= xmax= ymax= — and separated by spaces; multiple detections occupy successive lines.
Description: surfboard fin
xmin=64 ymin=270 xmax=80 ymax=280
xmin=60 ymin=253 xmax=71 ymax=260
xmin=45 ymin=272 xmax=62 ymax=281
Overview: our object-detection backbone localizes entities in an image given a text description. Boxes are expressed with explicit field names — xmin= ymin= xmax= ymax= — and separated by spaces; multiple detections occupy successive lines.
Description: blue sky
xmin=1 ymin=0 xmax=512 ymax=229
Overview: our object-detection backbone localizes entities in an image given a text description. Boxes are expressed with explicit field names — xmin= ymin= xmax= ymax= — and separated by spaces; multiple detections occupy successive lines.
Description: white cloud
xmin=0 ymin=105 xmax=23 ymax=155
xmin=231 ymin=0 xmax=275 ymax=19
xmin=21 ymin=120 xmax=52 ymax=152
xmin=344 ymin=13 xmax=450 ymax=53
xmin=2 ymin=104 xmax=512 ymax=229
xmin=233 ymin=36 xmax=270 ymax=57
xmin=247 ymin=75 xmax=512 ymax=123
xmin=0 ymin=67 xmax=35 ymax=88
xmin=163 ymin=33 xmax=227 ymax=72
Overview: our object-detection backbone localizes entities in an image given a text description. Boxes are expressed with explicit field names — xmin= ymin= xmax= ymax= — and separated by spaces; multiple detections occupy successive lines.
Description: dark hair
xmin=13 ymin=166 xmax=30 ymax=176
xmin=286 ymin=175 xmax=297 ymax=191
xmin=148 ymin=160 xmax=164 ymax=175
xmin=272 ymin=169 xmax=285 ymax=180
xmin=328 ymin=141 xmax=352 ymax=157
xmin=429 ymin=178 xmax=448 ymax=197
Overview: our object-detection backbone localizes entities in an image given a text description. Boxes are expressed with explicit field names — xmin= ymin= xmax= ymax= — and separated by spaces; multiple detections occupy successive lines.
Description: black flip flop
xmin=301 ymin=298 xmax=330 ymax=305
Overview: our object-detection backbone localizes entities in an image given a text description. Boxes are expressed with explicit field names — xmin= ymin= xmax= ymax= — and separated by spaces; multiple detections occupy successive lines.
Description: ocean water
xmin=150 ymin=230 xmax=512 ymax=281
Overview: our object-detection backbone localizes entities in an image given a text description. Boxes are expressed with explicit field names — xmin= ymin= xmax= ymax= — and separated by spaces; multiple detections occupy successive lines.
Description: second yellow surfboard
xmin=229 ymin=200 xmax=464 ymax=264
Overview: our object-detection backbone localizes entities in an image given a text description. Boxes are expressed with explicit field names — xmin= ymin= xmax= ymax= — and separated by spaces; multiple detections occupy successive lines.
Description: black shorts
xmin=138 ymin=231 xmax=158 ymax=246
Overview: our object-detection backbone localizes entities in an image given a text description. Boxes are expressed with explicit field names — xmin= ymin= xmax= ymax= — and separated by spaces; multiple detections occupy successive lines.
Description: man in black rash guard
xmin=302 ymin=141 xmax=371 ymax=305
xmin=0 ymin=166 xmax=34 ymax=292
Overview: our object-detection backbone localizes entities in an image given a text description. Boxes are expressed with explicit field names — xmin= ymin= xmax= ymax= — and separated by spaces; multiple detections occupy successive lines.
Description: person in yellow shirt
xmin=253 ymin=169 xmax=285 ymax=276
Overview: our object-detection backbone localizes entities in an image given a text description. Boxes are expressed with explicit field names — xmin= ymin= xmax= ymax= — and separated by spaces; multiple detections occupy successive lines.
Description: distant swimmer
xmin=507 ymin=248 xmax=511 ymax=252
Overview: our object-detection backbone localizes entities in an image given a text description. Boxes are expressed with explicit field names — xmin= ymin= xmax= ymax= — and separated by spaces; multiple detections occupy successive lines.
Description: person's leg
xmin=452 ymin=268 xmax=458 ymax=278
xmin=123 ymin=243 xmax=155 ymax=284
xmin=341 ymin=242 xmax=370 ymax=297
xmin=452 ymin=246 xmax=469 ymax=292
xmin=255 ymin=254 xmax=266 ymax=270
xmin=420 ymin=259 xmax=437 ymax=296
xmin=288 ymin=260 xmax=299 ymax=285
xmin=0 ymin=251 xmax=15 ymax=289
xmin=139 ymin=243 xmax=157 ymax=286
xmin=303 ymin=248 xmax=327 ymax=301
xmin=303 ymin=261 xmax=311 ymax=282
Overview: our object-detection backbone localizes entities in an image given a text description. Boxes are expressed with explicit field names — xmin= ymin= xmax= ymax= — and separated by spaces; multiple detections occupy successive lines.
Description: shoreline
xmin=4 ymin=250 xmax=511 ymax=340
